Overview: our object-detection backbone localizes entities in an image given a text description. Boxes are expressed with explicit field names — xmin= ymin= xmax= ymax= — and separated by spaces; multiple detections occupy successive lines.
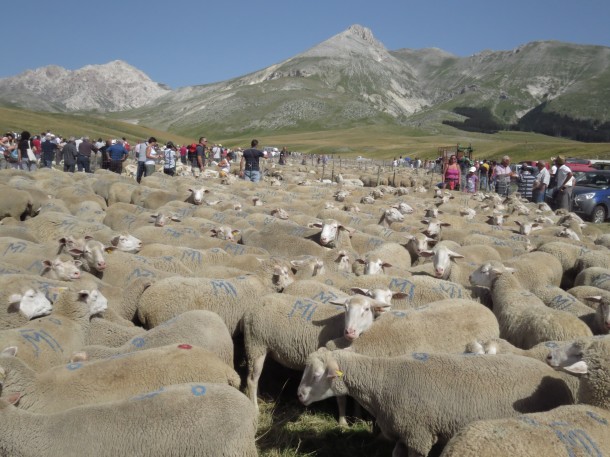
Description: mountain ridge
xmin=1 ymin=25 xmax=608 ymax=139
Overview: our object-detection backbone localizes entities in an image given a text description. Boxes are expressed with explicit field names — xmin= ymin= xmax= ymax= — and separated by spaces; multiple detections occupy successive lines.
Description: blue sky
xmin=4 ymin=0 xmax=610 ymax=88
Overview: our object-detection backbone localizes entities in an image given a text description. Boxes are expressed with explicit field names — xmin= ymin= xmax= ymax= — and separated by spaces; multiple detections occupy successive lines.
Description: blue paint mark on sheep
xmin=26 ymin=260 xmax=43 ymax=273
xmin=544 ymin=341 xmax=559 ymax=348
xmin=212 ymin=212 xmax=226 ymax=222
xmin=3 ymin=241 xmax=27 ymax=256
xmin=586 ymin=411 xmax=608 ymax=425
xmin=388 ymin=278 xmax=415 ymax=301
xmin=434 ymin=281 xmax=463 ymax=299
xmin=592 ymin=274 xmax=610 ymax=288
xmin=518 ymin=417 xmax=541 ymax=427
xmin=131 ymin=337 xmax=146 ymax=348
xmin=191 ymin=385 xmax=207 ymax=396
xmin=48 ymin=318 xmax=62 ymax=326
xmin=312 ymin=291 xmax=339 ymax=304
xmin=163 ymin=228 xmax=183 ymax=239
xmin=19 ymin=329 xmax=63 ymax=357
xmin=127 ymin=268 xmax=155 ymax=281
xmin=550 ymin=294 xmax=576 ymax=311
xmin=132 ymin=387 xmax=166 ymax=401
xmin=412 ymin=353 xmax=429 ymax=362
xmin=287 ymin=299 xmax=319 ymax=321
xmin=210 ymin=280 xmax=238 ymax=297
xmin=181 ymin=249 xmax=203 ymax=265
xmin=291 ymin=227 xmax=307 ymax=237
xmin=66 ymin=362 xmax=83 ymax=371
xmin=224 ymin=243 xmax=246 ymax=256
xmin=554 ymin=428 xmax=602 ymax=457
xmin=367 ymin=238 xmax=384 ymax=249
xmin=390 ymin=311 xmax=407 ymax=318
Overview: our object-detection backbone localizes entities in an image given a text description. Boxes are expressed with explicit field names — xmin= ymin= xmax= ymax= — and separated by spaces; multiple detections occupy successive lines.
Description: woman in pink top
xmin=443 ymin=155 xmax=461 ymax=190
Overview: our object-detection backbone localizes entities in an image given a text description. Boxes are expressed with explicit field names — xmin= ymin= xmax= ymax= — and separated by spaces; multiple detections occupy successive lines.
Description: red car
xmin=565 ymin=158 xmax=595 ymax=172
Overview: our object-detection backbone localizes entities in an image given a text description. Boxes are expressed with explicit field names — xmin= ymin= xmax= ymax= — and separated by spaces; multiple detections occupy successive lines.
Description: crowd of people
xmin=0 ymin=131 xmax=277 ymax=184
xmin=440 ymin=153 xmax=573 ymax=210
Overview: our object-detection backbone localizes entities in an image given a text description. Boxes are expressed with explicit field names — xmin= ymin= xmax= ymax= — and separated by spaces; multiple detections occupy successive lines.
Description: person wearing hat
xmin=493 ymin=155 xmax=516 ymax=197
xmin=62 ymin=137 xmax=78 ymax=173
xmin=553 ymin=156 xmax=574 ymax=210
xmin=163 ymin=141 xmax=177 ymax=176
xmin=464 ymin=166 xmax=478 ymax=193
xmin=106 ymin=138 xmax=129 ymax=175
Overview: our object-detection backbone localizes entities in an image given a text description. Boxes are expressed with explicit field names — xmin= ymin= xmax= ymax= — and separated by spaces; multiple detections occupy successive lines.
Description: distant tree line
xmin=513 ymin=102 xmax=610 ymax=142
xmin=442 ymin=107 xmax=504 ymax=134
xmin=443 ymin=104 xmax=610 ymax=142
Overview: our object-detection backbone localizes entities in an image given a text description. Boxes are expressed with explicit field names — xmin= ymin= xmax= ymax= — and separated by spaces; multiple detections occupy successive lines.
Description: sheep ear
xmin=515 ymin=221 xmax=522 ymax=226
xmin=70 ymin=351 xmax=88 ymax=363
xmin=391 ymin=292 xmax=409 ymax=300
xmin=5 ymin=392 xmax=21 ymax=405
xmin=104 ymin=246 xmax=117 ymax=254
xmin=8 ymin=294 xmax=22 ymax=305
xmin=355 ymin=258 xmax=366 ymax=265
xmin=170 ymin=216 xmax=182 ymax=222
xmin=563 ymin=360 xmax=588 ymax=374
xmin=349 ymin=288 xmax=370 ymax=296
xmin=77 ymin=290 xmax=91 ymax=301
xmin=419 ymin=250 xmax=434 ymax=258
xmin=372 ymin=303 xmax=392 ymax=317
xmin=1 ymin=346 xmax=18 ymax=357
xmin=585 ymin=296 xmax=602 ymax=304
xmin=329 ymin=298 xmax=348 ymax=306
xmin=308 ymin=222 xmax=323 ymax=228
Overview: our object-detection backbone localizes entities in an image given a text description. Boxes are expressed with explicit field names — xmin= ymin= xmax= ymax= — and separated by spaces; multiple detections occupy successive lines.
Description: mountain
xmin=0 ymin=60 xmax=170 ymax=112
xmin=1 ymin=26 xmax=609 ymax=140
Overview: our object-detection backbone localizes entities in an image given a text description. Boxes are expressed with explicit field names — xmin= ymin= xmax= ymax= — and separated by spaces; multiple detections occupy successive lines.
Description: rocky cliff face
xmin=0 ymin=60 xmax=170 ymax=112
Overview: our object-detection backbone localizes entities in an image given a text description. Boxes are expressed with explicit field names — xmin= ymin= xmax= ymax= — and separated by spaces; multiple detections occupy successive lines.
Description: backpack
xmin=187 ymin=144 xmax=197 ymax=161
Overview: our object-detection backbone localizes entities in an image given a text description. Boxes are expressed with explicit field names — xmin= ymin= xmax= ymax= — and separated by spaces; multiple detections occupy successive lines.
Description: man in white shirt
xmin=533 ymin=161 xmax=551 ymax=203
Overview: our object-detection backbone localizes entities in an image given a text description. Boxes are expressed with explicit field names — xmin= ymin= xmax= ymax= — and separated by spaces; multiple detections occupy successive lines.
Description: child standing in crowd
xmin=464 ymin=166 xmax=478 ymax=193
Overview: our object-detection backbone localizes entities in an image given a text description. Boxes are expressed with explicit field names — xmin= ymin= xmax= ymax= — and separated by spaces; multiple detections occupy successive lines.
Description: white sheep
xmin=440 ymin=405 xmax=610 ymax=457
xmin=0 ymin=344 xmax=241 ymax=413
xmin=470 ymin=262 xmax=593 ymax=348
xmin=0 ymin=383 xmax=258 ymax=457
xmin=0 ymin=289 xmax=106 ymax=371
xmin=298 ymin=349 xmax=573 ymax=457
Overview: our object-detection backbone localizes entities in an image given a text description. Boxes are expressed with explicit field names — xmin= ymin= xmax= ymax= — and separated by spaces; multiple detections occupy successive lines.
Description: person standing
xmin=179 ymin=144 xmax=187 ymax=164
xmin=464 ymin=166 xmax=478 ymax=193
xmin=239 ymin=139 xmax=267 ymax=183
xmin=62 ymin=137 xmax=78 ymax=172
xmin=144 ymin=138 xmax=159 ymax=177
xmin=163 ymin=141 xmax=177 ymax=176
xmin=517 ymin=165 xmax=537 ymax=201
xmin=40 ymin=134 xmax=58 ymax=168
xmin=494 ymin=155 xmax=515 ymax=197
xmin=13 ymin=131 xmax=32 ymax=171
xmin=106 ymin=139 xmax=129 ymax=174
xmin=442 ymin=155 xmax=461 ymax=190
xmin=192 ymin=137 xmax=207 ymax=178
xmin=553 ymin=156 xmax=574 ymax=211
xmin=533 ymin=161 xmax=551 ymax=203
xmin=77 ymin=137 xmax=98 ymax=173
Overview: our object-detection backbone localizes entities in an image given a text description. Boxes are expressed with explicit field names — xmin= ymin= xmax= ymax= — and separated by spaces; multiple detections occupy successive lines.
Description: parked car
xmin=564 ymin=158 xmax=596 ymax=172
xmin=572 ymin=170 xmax=610 ymax=223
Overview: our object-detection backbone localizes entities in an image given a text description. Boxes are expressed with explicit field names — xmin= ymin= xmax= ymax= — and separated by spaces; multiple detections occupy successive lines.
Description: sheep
xmin=0 ymin=383 xmax=258 ymax=457
xmin=2 ymin=289 xmax=53 ymax=330
xmin=86 ymin=315 xmax=145 ymax=347
xmin=78 ymin=310 xmax=234 ymax=366
xmin=283 ymin=280 xmax=350 ymax=304
xmin=136 ymin=274 xmax=269 ymax=334
xmin=109 ymin=234 xmax=142 ymax=253
xmin=547 ymin=338 xmax=610 ymax=410
xmin=40 ymin=257 xmax=82 ymax=281
xmin=0 ymin=289 xmax=106 ymax=371
xmin=404 ymin=233 xmax=437 ymax=265
xmin=243 ymin=294 xmax=349 ymax=414
xmin=0 ymin=343 xmax=241 ymax=413
xmin=439 ymin=405 xmax=610 ymax=457
xmin=298 ymin=349 xmax=573 ymax=457
xmin=378 ymin=207 xmax=404 ymax=228
xmin=345 ymin=274 xmax=472 ymax=310
xmin=469 ymin=262 xmax=593 ymax=349
xmin=574 ymin=267 xmax=610 ymax=292
xmin=0 ymin=186 xmax=33 ymax=220
xmin=185 ymin=186 xmax=210 ymax=205
xmin=326 ymin=298 xmax=499 ymax=356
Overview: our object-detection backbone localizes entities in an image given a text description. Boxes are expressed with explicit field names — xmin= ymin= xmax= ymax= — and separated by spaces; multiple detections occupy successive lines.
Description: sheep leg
xmin=336 ymin=396 xmax=347 ymax=427
xmin=246 ymin=352 xmax=267 ymax=411
xmin=391 ymin=442 xmax=408 ymax=457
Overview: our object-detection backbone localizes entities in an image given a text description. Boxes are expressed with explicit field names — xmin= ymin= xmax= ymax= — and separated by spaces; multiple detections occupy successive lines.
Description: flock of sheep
xmin=1 ymin=159 xmax=610 ymax=456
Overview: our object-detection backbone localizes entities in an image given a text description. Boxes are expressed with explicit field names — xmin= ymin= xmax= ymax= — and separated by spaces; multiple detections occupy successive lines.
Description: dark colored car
xmin=572 ymin=170 xmax=610 ymax=223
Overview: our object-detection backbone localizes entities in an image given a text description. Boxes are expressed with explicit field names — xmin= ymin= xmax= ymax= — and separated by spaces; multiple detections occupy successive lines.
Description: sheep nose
xmin=344 ymin=329 xmax=357 ymax=340
xmin=97 ymin=262 xmax=107 ymax=271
